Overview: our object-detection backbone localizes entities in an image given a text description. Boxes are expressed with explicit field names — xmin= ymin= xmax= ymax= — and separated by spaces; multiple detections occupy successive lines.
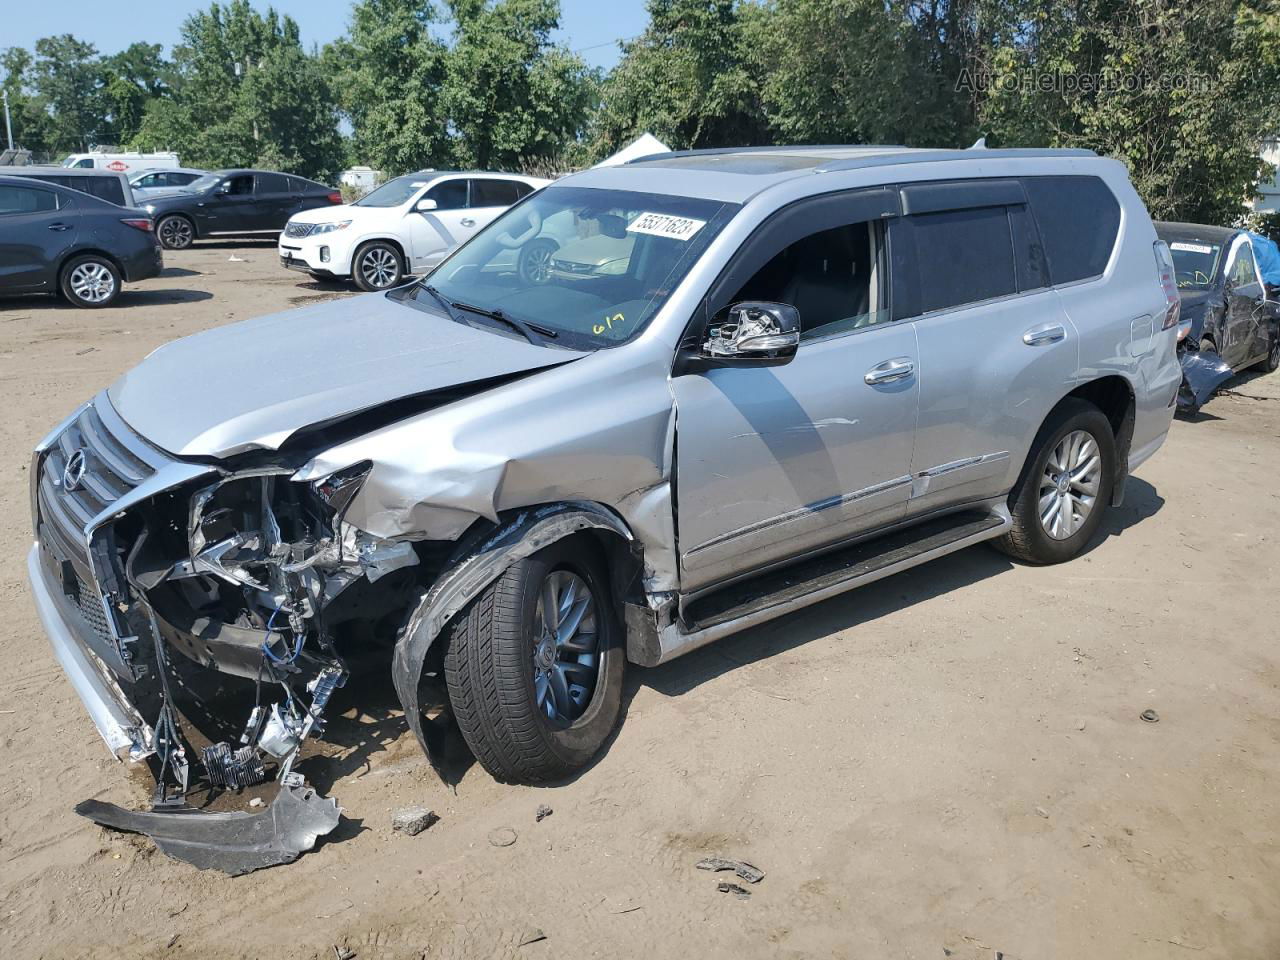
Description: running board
xmin=654 ymin=506 xmax=1011 ymax=665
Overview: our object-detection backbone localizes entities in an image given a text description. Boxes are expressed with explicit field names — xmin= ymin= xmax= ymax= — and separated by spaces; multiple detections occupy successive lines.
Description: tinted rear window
xmin=910 ymin=206 xmax=1018 ymax=314
xmin=471 ymin=179 xmax=521 ymax=207
xmin=1024 ymin=176 xmax=1120 ymax=284
xmin=258 ymin=173 xmax=290 ymax=193
xmin=22 ymin=174 xmax=124 ymax=206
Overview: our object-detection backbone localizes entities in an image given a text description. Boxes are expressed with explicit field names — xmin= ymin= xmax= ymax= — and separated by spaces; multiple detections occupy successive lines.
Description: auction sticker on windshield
xmin=1170 ymin=242 xmax=1215 ymax=255
xmin=627 ymin=212 xmax=706 ymax=241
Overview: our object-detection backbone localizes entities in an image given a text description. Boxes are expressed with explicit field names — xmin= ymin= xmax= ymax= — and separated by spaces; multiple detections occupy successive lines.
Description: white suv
xmin=278 ymin=171 xmax=549 ymax=291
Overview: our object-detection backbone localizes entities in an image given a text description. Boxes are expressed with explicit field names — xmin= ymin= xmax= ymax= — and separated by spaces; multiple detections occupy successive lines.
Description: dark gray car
xmin=142 ymin=169 xmax=342 ymax=249
xmin=0 ymin=175 xmax=163 ymax=308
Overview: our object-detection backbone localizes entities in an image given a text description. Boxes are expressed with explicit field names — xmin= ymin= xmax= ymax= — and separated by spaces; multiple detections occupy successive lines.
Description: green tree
xmin=99 ymin=42 xmax=170 ymax=145
xmin=134 ymin=1 xmax=343 ymax=180
xmin=32 ymin=34 xmax=102 ymax=153
xmin=590 ymin=0 xmax=767 ymax=156
xmin=441 ymin=0 xmax=597 ymax=169
xmin=0 ymin=46 xmax=55 ymax=154
xmin=325 ymin=0 xmax=451 ymax=174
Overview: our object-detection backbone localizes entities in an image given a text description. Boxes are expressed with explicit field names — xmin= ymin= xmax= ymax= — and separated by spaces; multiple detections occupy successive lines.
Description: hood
xmin=109 ymin=293 xmax=582 ymax=459
xmin=290 ymin=203 xmax=361 ymax=225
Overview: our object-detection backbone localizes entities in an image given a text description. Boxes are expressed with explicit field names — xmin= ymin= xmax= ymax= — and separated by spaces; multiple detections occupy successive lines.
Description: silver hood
xmin=108 ymin=293 xmax=581 ymax=459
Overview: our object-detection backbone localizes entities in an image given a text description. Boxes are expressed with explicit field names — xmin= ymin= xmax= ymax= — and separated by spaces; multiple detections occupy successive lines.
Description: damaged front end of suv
xmin=33 ymin=405 xmax=393 ymax=872
xmin=27 ymin=393 xmax=481 ymax=874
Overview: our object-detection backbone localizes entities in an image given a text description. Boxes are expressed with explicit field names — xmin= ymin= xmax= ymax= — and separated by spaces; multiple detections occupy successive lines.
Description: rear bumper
xmin=121 ymin=243 xmax=164 ymax=282
xmin=26 ymin=543 xmax=153 ymax=762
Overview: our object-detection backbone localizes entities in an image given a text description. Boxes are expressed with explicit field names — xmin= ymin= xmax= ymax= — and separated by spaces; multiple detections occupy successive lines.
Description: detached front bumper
xmin=26 ymin=543 xmax=154 ymax=762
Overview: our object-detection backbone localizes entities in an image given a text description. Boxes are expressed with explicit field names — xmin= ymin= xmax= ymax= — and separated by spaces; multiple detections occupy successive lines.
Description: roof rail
xmin=813 ymin=147 xmax=1096 ymax=174
xmin=624 ymin=144 xmax=910 ymax=165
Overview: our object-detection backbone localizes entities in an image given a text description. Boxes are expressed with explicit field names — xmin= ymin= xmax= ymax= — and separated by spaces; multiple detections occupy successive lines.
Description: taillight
xmin=327 ymin=191 xmax=342 ymax=204
xmin=1153 ymin=240 xmax=1180 ymax=330
xmin=120 ymin=218 xmax=153 ymax=232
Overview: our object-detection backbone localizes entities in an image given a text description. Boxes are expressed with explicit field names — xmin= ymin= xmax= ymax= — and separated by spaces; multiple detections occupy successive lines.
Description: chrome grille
xmin=284 ymin=221 xmax=315 ymax=238
xmin=37 ymin=403 xmax=156 ymax=570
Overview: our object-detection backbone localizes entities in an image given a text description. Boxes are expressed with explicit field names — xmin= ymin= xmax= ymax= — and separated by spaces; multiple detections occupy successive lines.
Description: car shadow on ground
xmin=159 ymin=266 xmax=201 ymax=278
xmin=189 ymin=238 xmax=280 ymax=250
xmin=0 ymin=288 xmax=213 ymax=311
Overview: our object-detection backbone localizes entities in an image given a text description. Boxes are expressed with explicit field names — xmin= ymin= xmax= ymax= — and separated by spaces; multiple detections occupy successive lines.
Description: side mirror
xmin=704 ymin=302 xmax=800 ymax=364
xmin=415 ymin=197 xmax=438 ymax=212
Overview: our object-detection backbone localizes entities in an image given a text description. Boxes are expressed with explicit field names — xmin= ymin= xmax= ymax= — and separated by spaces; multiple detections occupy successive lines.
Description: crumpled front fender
xmin=391 ymin=501 xmax=634 ymax=769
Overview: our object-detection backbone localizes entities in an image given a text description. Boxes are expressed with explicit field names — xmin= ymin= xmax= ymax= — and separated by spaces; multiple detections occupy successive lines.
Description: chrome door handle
xmin=47 ymin=223 xmax=72 ymax=232
xmin=864 ymin=357 xmax=915 ymax=384
xmin=1023 ymin=323 xmax=1065 ymax=346
xmin=460 ymin=217 xmax=476 ymax=227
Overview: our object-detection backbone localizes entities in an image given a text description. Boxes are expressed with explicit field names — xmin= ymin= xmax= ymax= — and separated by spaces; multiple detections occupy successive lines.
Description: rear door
xmin=406 ymin=177 xmax=471 ymax=271
xmin=896 ymin=178 xmax=1078 ymax=516
xmin=468 ymin=178 xmax=523 ymax=233
xmin=0 ymin=182 xmax=75 ymax=291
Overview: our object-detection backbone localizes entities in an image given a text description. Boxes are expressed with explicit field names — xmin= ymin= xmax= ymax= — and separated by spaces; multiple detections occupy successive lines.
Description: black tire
xmin=992 ymin=398 xmax=1116 ymax=565
xmin=1264 ymin=328 xmax=1280 ymax=373
xmin=1199 ymin=337 xmax=1218 ymax=358
xmin=517 ymin=238 xmax=558 ymax=284
xmin=352 ymin=241 xmax=404 ymax=292
xmin=59 ymin=254 xmax=121 ymax=308
xmin=444 ymin=538 xmax=624 ymax=784
xmin=156 ymin=214 xmax=195 ymax=250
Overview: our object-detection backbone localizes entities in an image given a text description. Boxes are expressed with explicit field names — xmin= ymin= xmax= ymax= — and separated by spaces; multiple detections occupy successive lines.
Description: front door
xmin=407 ymin=177 xmax=473 ymax=272
xmin=200 ymin=173 xmax=256 ymax=233
xmin=672 ymin=190 xmax=920 ymax=592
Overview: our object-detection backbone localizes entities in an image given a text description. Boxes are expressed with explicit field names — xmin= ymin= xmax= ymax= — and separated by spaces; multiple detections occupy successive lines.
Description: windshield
xmin=354 ymin=175 xmax=431 ymax=208
xmin=1167 ymin=239 xmax=1223 ymax=289
xmin=395 ymin=185 xmax=736 ymax=349
xmin=184 ymin=174 xmax=221 ymax=193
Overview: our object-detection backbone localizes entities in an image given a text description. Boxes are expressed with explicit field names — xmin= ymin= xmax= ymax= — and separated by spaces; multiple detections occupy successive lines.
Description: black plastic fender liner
xmin=1178 ymin=351 xmax=1234 ymax=412
xmin=392 ymin=501 xmax=634 ymax=771
xmin=74 ymin=783 xmax=341 ymax=876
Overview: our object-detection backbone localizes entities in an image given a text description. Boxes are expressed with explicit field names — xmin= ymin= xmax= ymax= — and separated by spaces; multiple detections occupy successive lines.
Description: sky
xmin=1 ymin=0 xmax=650 ymax=70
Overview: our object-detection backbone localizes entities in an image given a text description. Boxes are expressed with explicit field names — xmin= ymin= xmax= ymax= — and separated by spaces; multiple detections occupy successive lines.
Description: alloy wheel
xmin=360 ymin=247 xmax=399 ymax=288
xmin=531 ymin=570 xmax=600 ymax=727
xmin=158 ymin=217 xmax=192 ymax=248
xmin=1038 ymin=429 xmax=1102 ymax=540
xmin=68 ymin=262 xmax=116 ymax=304
xmin=521 ymin=244 xmax=554 ymax=283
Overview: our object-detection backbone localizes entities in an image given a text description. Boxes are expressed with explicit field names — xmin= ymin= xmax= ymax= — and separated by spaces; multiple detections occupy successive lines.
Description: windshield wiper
xmin=417 ymin=283 xmax=462 ymax=323
xmin=451 ymin=300 xmax=559 ymax=346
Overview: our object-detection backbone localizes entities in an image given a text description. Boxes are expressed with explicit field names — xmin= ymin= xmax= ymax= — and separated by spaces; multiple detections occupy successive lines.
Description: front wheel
xmin=1264 ymin=328 xmax=1280 ymax=373
xmin=443 ymin=538 xmax=624 ymax=783
xmin=352 ymin=241 xmax=404 ymax=292
xmin=993 ymin=399 xmax=1116 ymax=565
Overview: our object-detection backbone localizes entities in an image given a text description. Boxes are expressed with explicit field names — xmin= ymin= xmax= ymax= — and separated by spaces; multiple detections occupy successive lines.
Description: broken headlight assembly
xmin=78 ymin=460 xmax=424 ymax=874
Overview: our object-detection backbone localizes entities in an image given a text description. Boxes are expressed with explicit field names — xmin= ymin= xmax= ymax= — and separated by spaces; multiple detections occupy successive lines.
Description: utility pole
xmin=2 ymin=89 xmax=13 ymax=151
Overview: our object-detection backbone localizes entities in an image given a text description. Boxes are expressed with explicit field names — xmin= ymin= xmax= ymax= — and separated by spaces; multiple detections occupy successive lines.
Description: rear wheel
xmin=352 ymin=241 xmax=404 ymax=291
xmin=156 ymin=214 xmax=194 ymax=250
xmin=443 ymin=538 xmax=624 ymax=783
xmin=993 ymin=399 xmax=1116 ymax=565
xmin=1264 ymin=328 xmax=1280 ymax=373
xmin=60 ymin=255 xmax=121 ymax=308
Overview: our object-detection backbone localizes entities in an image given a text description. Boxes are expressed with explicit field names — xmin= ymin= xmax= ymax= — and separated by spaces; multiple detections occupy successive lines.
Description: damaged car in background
xmin=29 ymin=145 xmax=1182 ymax=875
xmin=1155 ymin=221 xmax=1280 ymax=414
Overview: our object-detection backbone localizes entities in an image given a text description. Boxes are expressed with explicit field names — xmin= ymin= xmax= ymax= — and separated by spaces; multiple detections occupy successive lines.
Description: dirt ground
xmin=0 ymin=242 xmax=1278 ymax=960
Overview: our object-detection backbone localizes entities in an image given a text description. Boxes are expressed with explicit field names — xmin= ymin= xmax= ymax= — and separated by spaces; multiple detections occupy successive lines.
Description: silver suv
xmin=28 ymin=146 xmax=1181 ymax=868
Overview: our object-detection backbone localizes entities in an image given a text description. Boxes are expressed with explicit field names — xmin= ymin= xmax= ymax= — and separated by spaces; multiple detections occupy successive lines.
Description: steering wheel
xmin=495 ymin=207 xmax=543 ymax=249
